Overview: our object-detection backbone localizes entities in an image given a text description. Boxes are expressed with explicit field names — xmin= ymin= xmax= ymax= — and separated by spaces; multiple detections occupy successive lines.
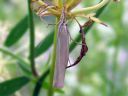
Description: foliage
xmin=0 ymin=0 xmax=127 ymax=96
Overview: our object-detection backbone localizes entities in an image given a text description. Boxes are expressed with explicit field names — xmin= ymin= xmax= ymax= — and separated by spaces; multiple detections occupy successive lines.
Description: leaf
xmin=4 ymin=15 xmax=28 ymax=47
xmin=0 ymin=76 xmax=30 ymax=96
xmin=54 ymin=88 xmax=64 ymax=94
xmin=0 ymin=47 xmax=31 ymax=77
xmin=0 ymin=47 xmax=28 ymax=65
xmin=33 ymin=69 xmax=50 ymax=96
xmin=42 ymin=82 xmax=64 ymax=94
xmin=18 ymin=62 xmax=32 ymax=77
xmin=35 ymin=32 xmax=54 ymax=57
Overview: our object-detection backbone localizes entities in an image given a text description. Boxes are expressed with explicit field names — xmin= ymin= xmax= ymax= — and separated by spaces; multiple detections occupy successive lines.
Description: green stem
xmin=48 ymin=18 xmax=59 ymax=96
xmin=27 ymin=0 xmax=38 ymax=77
xmin=0 ymin=47 xmax=28 ymax=65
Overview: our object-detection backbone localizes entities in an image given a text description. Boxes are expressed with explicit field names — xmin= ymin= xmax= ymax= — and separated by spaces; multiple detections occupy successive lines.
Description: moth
xmin=31 ymin=0 xmax=117 ymax=89
xmin=54 ymin=8 xmax=90 ymax=88
xmin=31 ymin=0 xmax=89 ymax=88
xmin=53 ymin=7 xmax=69 ymax=88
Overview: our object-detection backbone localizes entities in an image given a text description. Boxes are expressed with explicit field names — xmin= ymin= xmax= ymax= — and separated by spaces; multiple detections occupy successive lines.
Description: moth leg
xmin=68 ymin=57 xmax=72 ymax=67
xmin=66 ymin=18 xmax=89 ymax=46
xmin=31 ymin=0 xmax=48 ymax=13
xmin=31 ymin=0 xmax=58 ymax=17
xmin=66 ymin=20 xmax=89 ymax=68
xmin=37 ymin=6 xmax=56 ymax=16
xmin=66 ymin=29 xmax=88 ymax=68
xmin=67 ymin=30 xmax=87 ymax=46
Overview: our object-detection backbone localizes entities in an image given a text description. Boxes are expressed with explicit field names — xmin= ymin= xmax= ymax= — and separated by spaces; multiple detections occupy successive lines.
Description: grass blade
xmin=35 ymin=32 xmax=54 ymax=57
xmin=0 ymin=47 xmax=29 ymax=65
xmin=33 ymin=70 xmax=50 ymax=96
xmin=0 ymin=76 xmax=30 ymax=96
xmin=0 ymin=47 xmax=31 ymax=76
xmin=4 ymin=16 xmax=28 ymax=47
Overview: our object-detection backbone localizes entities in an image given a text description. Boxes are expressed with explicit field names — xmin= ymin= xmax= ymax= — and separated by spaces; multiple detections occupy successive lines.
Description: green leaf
xmin=42 ymin=82 xmax=64 ymax=94
xmin=35 ymin=32 xmax=54 ymax=57
xmin=54 ymin=88 xmax=64 ymax=94
xmin=4 ymin=15 xmax=28 ymax=47
xmin=18 ymin=62 xmax=32 ymax=77
xmin=33 ymin=69 xmax=50 ymax=96
xmin=0 ymin=47 xmax=31 ymax=77
xmin=0 ymin=47 xmax=28 ymax=65
xmin=0 ymin=76 xmax=30 ymax=96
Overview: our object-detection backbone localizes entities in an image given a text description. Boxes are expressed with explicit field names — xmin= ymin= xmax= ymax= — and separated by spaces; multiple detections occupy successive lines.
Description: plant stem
xmin=27 ymin=0 xmax=38 ymax=77
xmin=0 ymin=47 xmax=28 ymax=65
xmin=48 ymin=18 xmax=59 ymax=96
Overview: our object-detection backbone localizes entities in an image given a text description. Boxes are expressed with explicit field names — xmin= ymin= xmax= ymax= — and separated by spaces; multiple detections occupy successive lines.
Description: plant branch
xmin=48 ymin=18 xmax=59 ymax=96
xmin=27 ymin=0 xmax=38 ymax=77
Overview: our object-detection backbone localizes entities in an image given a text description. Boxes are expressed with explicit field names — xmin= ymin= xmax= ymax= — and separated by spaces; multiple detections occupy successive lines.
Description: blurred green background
xmin=0 ymin=0 xmax=128 ymax=96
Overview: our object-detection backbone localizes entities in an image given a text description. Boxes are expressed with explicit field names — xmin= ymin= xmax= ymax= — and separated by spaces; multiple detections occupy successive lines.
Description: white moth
xmin=53 ymin=7 xmax=69 ymax=88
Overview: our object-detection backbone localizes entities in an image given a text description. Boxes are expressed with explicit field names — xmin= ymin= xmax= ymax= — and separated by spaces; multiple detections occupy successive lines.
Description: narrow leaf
xmin=4 ymin=15 xmax=28 ymax=47
xmin=0 ymin=76 xmax=30 ymax=96
xmin=0 ymin=47 xmax=28 ymax=65
xmin=18 ymin=62 xmax=32 ymax=76
xmin=42 ymin=82 xmax=64 ymax=94
xmin=35 ymin=32 xmax=54 ymax=57
xmin=0 ymin=47 xmax=31 ymax=76
xmin=33 ymin=69 xmax=50 ymax=96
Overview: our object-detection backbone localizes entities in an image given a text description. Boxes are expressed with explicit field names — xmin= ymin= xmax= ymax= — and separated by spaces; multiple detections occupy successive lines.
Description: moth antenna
xmin=74 ymin=17 xmax=82 ymax=28
xmin=67 ymin=19 xmax=88 ymax=69
xmin=47 ymin=23 xmax=56 ymax=28
xmin=39 ymin=16 xmax=50 ymax=26
xmin=67 ymin=17 xmax=86 ymax=45
xmin=40 ymin=16 xmax=56 ymax=28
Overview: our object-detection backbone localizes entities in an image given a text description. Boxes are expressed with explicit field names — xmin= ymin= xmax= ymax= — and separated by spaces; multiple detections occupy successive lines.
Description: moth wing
xmin=53 ymin=24 xmax=69 ymax=88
